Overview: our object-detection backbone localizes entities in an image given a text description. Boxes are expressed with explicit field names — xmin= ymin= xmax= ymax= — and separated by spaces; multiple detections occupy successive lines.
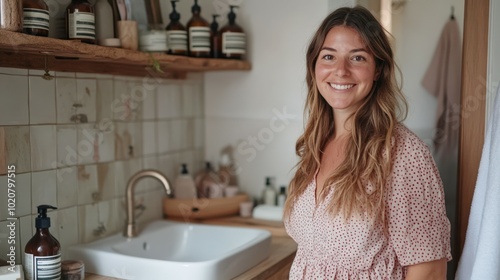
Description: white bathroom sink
xmin=67 ymin=220 xmax=272 ymax=280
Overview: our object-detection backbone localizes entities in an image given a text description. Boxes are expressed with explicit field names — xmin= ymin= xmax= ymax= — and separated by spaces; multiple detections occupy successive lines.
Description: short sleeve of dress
xmin=386 ymin=126 xmax=452 ymax=266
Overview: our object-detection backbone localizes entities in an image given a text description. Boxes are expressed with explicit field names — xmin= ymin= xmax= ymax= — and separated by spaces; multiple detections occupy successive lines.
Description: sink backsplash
xmin=0 ymin=67 xmax=205 ymax=261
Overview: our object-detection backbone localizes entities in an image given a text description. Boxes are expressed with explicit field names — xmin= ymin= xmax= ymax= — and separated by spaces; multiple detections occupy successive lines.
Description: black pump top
xmin=191 ymin=0 xmax=201 ymax=14
xmin=181 ymin=163 xmax=189 ymax=174
xmin=211 ymin=14 xmax=220 ymax=32
xmin=228 ymin=5 xmax=238 ymax=24
xmin=170 ymin=1 xmax=180 ymax=22
xmin=265 ymin=177 xmax=272 ymax=186
xmin=35 ymin=205 xmax=57 ymax=229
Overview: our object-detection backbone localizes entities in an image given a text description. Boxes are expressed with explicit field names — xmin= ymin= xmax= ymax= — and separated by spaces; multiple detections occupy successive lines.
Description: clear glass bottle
xmin=186 ymin=0 xmax=210 ymax=58
xmin=165 ymin=0 xmax=187 ymax=55
xmin=262 ymin=177 xmax=277 ymax=206
xmin=22 ymin=0 xmax=49 ymax=36
xmin=66 ymin=0 xmax=95 ymax=44
xmin=219 ymin=5 xmax=246 ymax=60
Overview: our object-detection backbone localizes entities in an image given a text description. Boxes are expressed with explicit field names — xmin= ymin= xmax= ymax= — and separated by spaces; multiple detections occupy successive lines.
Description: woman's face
xmin=315 ymin=26 xmax=378 ymax=115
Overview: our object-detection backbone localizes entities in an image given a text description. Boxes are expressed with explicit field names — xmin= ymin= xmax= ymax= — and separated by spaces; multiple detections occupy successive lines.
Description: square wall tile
xmin=31 ymin=170 xmax=57 ymax=214
xmin=97 ymin=199 xmax=120 ymax=238
xmin=28 ymin=69 xmax=55 ymax=77
xmin=156 ymin=84 xmax=182 ymax=119
xmin=56 ymin=77 xmax=77 ymax=124
xmin=30 ymin=125 xmax=57 ymax=171
xmin=141 ymin=88 xmax=156 ymax=121
xmin=97 ymin=163 xmax=115 ymax=200
xmin=0 ymin=173 xmax=31 ymax=220
xmin=0 ymin=67 xmax=28 ymax=75
xmin=194 ymin=118 xmax=204 ymax=149
xmin=169 ymin=119 xmax=189 ymax=151
xmin=56 ymin=206 xmax=78 ymax=259
xmin=142 ymin=121 xmax=157 ymax=156
xmin=3 ymin=126 xmax=31 ymax=173
xmin=29 ymin=76 xmax=56 ymax=124
xmin=56 ymin=125 xmax=78 ymax=167
xmin=77 ymin=164 xmax=98 ymax=205
xmin=0 ymin=74 xmax=29 ymax=125
xmin=77 ymin=124 xmax=96 ymax=165
xmin=96 ymin=79 xmax=114 ymax=121
xmin=78 ymin=203 xmax=99 ymax=243
xmin=181 ymin=84 xmax=195 ymax=118
xmin=114 ymin=122 xmax=142 ymax=160
xmin=95 ymin=128 xmax=115 ymax=163
xmin=56 ymin=167 xmax=78 ymax=209
xmin=157 ymin=121 xmax=170 ymax=153
xmin=76 ymin=78 xmax=97 ymax=123
xmin=114 ymin=158 xmax=142 ymax=197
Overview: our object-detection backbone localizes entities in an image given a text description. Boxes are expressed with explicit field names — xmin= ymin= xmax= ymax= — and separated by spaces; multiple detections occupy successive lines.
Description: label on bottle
xmin=222 ymin=32 xmax=246 ymax=55
xmin=140 ymin=31 xmax=168 ymax=52
xmin=188 ymin=26 xmax=210 ymax=52
xmin=23 ymin=253 xmax=61 ymax=280
xmin=68 ymin=12 xmax=95 ymax=40
xmin=166 ymin=30 xmax=188 ymax=52
xmin=23 ymin=8 xmax=50 ymax=31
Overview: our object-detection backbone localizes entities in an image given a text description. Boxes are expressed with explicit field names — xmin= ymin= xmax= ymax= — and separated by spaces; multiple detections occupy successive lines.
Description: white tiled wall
xmin=0 ymin=67 xmax=205 ymax=263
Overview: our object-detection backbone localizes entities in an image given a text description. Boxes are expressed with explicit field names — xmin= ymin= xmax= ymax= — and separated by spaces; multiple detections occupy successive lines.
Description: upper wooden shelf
xmin=0 ymin=30 xmax=251 ymax=79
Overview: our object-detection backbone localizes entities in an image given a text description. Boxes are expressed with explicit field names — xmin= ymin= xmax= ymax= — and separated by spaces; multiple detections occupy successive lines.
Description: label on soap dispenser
xmin=23 ymin=253 xmax=61 ymax=280
xmin=68 ymin=12 xmax=95 ymax=40
xmin=166 ymin=30 xmax=188 ymax=51
xmin=188 ymin=26 xmax=211 ymax=52
xmin=222 ymin=32 xmax=246 ymax=54
xmin=23 ymin=8 xmax=50 ymax=31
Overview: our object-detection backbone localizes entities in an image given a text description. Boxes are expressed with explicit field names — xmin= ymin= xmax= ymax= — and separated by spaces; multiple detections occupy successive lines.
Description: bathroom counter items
xmin=84 ymin=235 xmax=297 ymax=280
xmin=0 ymin=29 xmax=251 ymax=79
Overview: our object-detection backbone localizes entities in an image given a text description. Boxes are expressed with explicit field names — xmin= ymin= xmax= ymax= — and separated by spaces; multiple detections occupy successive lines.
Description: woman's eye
xmin=323 ymin=54 xmax=333 ymax=60
xmin=352 ymin=55 xmax=366 ymax=62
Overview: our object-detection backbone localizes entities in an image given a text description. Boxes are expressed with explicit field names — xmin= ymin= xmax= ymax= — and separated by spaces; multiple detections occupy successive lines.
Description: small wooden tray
xmin=163 ymin=194 xmax=249 ymax=221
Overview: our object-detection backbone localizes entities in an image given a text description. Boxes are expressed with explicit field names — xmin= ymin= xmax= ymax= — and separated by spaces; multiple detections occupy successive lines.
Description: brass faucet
xmin=124 ymin=169 xmax=172 ymax=237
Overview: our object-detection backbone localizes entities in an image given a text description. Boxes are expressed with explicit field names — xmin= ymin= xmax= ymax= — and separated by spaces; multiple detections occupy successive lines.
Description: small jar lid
xmin=61 ymin=260 xmax=84 ymax=272
xmin=99 ymin=38 xmax=121 ymax=47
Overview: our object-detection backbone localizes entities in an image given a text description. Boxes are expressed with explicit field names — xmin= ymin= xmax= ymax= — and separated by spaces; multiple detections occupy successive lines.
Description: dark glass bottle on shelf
xmin=165 ymin=0 xmax=187 ymax=55
xmin=210 ymin=14 xmax=220 ymax=58
xmin=186 ymin=0 xmax=210 ymax=58
xmin=66 ymin=0 xmax=95 ymax=44
xmin=219 ymin=6 xmax=246 ymax=60
xmin=22 ymin=0 xmax=50 ymax=36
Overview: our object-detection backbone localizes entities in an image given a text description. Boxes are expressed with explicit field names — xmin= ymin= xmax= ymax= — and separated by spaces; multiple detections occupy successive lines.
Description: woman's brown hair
xmin=284 ymin=6 xmax=407 ymax=222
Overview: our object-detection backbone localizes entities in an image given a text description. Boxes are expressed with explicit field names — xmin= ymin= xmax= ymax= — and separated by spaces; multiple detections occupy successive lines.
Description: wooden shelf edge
xmin=0 ymin=30 xmax=251 ymax=78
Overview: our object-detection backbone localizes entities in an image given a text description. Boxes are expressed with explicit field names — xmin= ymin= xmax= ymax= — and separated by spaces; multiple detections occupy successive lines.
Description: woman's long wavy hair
xmin=284 ymin=6 xmax=408 ymax=223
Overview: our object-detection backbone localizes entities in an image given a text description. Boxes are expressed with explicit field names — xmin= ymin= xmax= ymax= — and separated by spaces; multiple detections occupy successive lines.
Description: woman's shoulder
xmin=392 ymin=123 xmax=430 ymax=151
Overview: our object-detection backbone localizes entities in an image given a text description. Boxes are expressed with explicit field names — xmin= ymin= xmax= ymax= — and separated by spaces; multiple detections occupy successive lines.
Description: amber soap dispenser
xmin=219 ymin=6 xmax=246 ymax=59
xmin=24 ymin=205 xmax=61 ymax=280
xmin=186 ymin=0 xmax=211 ymax=58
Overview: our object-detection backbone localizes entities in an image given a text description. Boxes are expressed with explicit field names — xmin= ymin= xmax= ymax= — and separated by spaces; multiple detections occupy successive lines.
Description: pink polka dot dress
xmin=284 ymin=124 xmax=452 ymax=279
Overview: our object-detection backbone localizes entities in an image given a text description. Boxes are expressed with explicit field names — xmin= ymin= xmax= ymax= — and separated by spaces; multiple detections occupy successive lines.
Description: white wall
xmin=203 ymin=0 xmax=464 ymax=201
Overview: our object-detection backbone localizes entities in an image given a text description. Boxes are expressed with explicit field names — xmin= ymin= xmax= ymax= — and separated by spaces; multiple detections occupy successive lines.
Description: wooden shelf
xmin=0 ymin=30 xmax=251 ymax=79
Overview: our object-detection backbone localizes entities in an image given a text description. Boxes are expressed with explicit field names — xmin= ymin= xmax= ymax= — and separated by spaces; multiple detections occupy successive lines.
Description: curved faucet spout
xmin=125 ymin=169 xmax=172 ymax=237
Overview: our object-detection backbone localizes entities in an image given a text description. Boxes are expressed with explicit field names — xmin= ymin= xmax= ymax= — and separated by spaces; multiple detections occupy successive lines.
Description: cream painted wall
xmin=203 ymin=0 xmax=464 ymax=202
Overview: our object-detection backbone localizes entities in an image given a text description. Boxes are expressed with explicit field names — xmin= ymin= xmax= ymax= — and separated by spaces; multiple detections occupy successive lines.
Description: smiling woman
xmin=283 ymin=5 xmax=451 ymax=280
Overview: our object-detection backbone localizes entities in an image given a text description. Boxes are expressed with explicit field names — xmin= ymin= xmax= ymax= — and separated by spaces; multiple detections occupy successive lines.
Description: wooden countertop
xmin=85 ymin=217 xmax=297 ymax=280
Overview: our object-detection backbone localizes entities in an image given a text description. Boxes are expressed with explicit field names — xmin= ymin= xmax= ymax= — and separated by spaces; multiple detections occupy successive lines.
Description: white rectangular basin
xmin=67 ymin=220 xmax=272 ymax=280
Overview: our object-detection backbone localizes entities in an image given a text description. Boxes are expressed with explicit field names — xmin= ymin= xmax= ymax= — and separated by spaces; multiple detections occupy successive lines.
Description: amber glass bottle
xmin=210 ymin=14 xmax=220 ymax=58
xmin=24 ymin=205 xmax=61 ymax=280
xmin=66 ymin=0 xmax=95 ymax=44
xmin=22 ymin=0 xmax=49 ymax=36
xmin=219 ymin=6 xmax=246 ymax=60
xmin=165 ymin=0 xmax=187 ymax=55
xmin=186 ymin=0 xmax=210 ymax=58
